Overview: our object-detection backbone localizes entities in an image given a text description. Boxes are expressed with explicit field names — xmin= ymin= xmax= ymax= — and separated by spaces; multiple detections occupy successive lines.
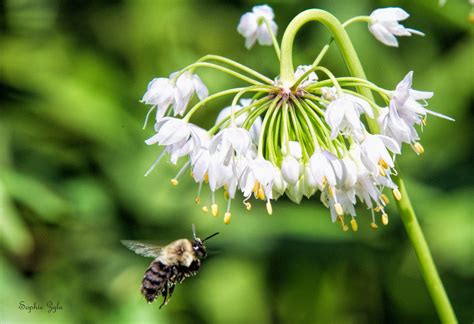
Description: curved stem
xmin=263 ymin=19 xmax=281 ymax=60
xmin=279 ymin=9 xmax=457 ymax=323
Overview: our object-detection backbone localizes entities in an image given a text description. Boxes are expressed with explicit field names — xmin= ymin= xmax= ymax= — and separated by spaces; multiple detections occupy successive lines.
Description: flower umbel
xmin=139 ymin=5 xmax=451 ymax=231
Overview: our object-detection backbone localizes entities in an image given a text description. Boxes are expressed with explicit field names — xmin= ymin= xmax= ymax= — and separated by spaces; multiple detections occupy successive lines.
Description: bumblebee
xmin=122 ymin=225 xmax=218 ymax=308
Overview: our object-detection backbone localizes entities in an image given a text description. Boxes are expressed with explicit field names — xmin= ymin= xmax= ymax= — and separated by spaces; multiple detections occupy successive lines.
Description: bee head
xmin=191 ymin=224 xmax=219 ymax=259
xmin=192 ymin=239 xmax=207 ymax=259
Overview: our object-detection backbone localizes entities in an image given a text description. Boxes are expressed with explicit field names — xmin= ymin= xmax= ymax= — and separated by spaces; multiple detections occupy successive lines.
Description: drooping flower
xmin=215 ymin=99 xmax=263 ymax=143
xmin=145 ymin=117 xmax=192 ymax=147
xmin=141 ymin=71 xmax=208 ymax=121
xmin=237 ymin=5 xmax=278 ymax=49
xmin=360 ymin=134 xmax=400 ymax=175
xmin=281 ymin=141 xmax=302 ymax=185
xmin=209 ymin=127 xmax=252 ymax=164
xmin=368 ymin=7 xmax=425 ymax=47
xmin=324 ymin=92 xmax=374 ymax=140
xmin=378 ymin=71 xmax=453 ymax=150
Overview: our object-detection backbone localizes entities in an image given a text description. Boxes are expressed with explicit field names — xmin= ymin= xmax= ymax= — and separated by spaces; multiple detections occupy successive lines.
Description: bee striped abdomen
xmin=141 ymin=260 xmax=170 ymax=303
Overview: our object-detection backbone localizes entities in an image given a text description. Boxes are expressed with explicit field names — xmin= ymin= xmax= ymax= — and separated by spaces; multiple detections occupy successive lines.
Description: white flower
xmin=309 ymin=150 xmax=338 ymax=190
xmin=272 ymin=167 xmax=287 ymax=199
xmin=170 ymin=71 xmax=209 ymax=116
xmin=324 ymin=93 xmax=374 ymax=140
xmin=294 ymin=65 xmax=318 ymax=87
xmin=281 ymin=141 xmax=303 ymax=185
xmin=209 ymin=127 xmax=252 ymax=165
xmin=145 ymin=117 xmax=192 ymax=146
xmin=240 ymin=156 xmax=274 ymax=200
xmin=378 ymin=72 xmax=453 ymax=146
xmin=360 ymin=134 xmax=400 ymax=175
xmin=215 ymin=99 xmax=263 ymax=143
xmin=141 ymin=71 xmax=208 ymax=120
xmin=369 ymin=7 xmax=425 ymax=47
xmin=237 ymin=5 xmax=278 ymax=49
xmin=302 ymin=164 xmax=317 ymax=198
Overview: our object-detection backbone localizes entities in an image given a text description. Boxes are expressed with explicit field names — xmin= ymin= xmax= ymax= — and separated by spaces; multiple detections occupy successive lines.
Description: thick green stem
xmin=393 ymin=174 xmax=457 ymax=323
xmin=279 ymin=9 xmax=457 ymax=323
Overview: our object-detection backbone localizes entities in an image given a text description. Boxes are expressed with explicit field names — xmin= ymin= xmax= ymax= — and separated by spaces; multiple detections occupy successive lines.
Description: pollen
xmin=257 ymin=187 xmax=265 ymax=200
xmin=224 ymin=212 xmax=232 ymax=224
xmin=170 ymin=178 xmax=179 ymax=186
xmin=204 ymin=173 xmax=209 ymax=183
xmin=370 ymin=222 xmax=378 ymax=230
xmin=266 ymin=201 xmax=273 ymax=215
xmin=202 ymin=206 xmax=209 ymax=213
xmin=194 ymin=197 xmax=201 ymax=204
xmin=224 ymin=190 xmax=230 ymax=200
xmin=380 ymin=194 xmax=390 ymax=205
xmin=334 ymin=203 xmax=344 ymax=216
xmin=382 ymin=213 xmax=389 ymax=225
xmin=211 ymin=204 xmax=219 ymax=217
xmin=374 ymin=206 xmax=381 ymax=212
xmin=378 ymin=165 xmax=386 ymax=177
xmin=350 ymin=218 xmax=358 ymax=232
xmin=252 ymin=181 xmax=260 ymax=194
xmin=393 ymin=188 xmax=402 ymax=201
xmin=379 ymin=159 xmax=389 ymax=169
xmin=413 ymin=142 xmax=424 ymax=155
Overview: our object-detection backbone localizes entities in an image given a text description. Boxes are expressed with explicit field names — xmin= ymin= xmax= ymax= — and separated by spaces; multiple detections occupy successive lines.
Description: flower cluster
xmin=139 ymin=6 xmax=452 ymax=229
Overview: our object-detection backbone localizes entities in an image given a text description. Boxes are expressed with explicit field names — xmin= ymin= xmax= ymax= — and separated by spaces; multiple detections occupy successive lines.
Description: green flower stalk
xmin=139 ymin=5 xmax=456 ymax=322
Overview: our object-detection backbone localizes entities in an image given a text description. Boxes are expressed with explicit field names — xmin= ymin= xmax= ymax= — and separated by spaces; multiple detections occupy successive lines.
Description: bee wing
xmin=121 ymin=240 xmax=163 ymax=258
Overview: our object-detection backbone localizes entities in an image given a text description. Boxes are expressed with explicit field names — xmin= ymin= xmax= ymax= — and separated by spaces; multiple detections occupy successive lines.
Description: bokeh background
xmin=1 ymin=0 xmax=472 ymax=323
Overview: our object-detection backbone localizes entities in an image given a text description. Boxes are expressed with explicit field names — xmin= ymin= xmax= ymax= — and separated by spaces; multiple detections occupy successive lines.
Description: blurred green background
xmin=1 ymin=0 xmax=472 ymax=323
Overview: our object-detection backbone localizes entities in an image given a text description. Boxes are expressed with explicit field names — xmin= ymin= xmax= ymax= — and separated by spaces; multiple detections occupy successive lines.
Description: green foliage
xmin=0 ymin=0 xmax=472 ymax=323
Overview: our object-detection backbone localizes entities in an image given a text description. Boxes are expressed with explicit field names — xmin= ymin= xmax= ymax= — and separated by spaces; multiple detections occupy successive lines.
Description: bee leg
xmin=159 ymin=283 xmax=169 ymax=309
xmin=168 ymin=284 xmax=176 ymax=299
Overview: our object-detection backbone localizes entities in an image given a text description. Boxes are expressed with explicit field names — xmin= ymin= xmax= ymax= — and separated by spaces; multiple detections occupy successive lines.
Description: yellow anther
xmin=370 ymin=222 xmax=378 ymax=230
xmin=382 ymin=213 xmax=389 ymax=226
xmin=266 ymin=201 xmax=273 ymax=215
xmin=334 ymin=203 xmax=344 ymax=216
xmin=202 ymin=206 xmax=208 ymax=213
xmin=194 ymin=197 xmax=201 ymax=204
xmin=224 ymin=212 xmax=231 ymax=224
xmin=244 ymin=202 xmax=252 ymax=210
xmin=379 ymin=159 xmax=389 ymax=169
xmin=374 ymin=206 xmax=381 ymax=212
xmin=322 ymin=176 xmax=327 ymax=187
xmin=170 ymin=178 xmax=179 ymax=186
xmin=204 ymin=173 xmax=209 ymax=183
xmin=211 ymin=204 xmax=218 ymax=217
xmin=350 ymin=218 xmax=358 ymax=232
xmin=343 ymin=225 xmax=349 ymax=232
xmin=378 ymin=165 xmax=386 ymax=177
xmin=393 ymin=188 xmax=402 ymax=201
xmin=252 ymin=181 xmax=260 ymax=194
xmin=380 ymin=194 xmax=390 ymax=205
xmin=422 ymin=117 xmax=427 ymax=126
xmin=257 ymin=187 xmax=265 ymax=200
xmin=327 ymin=186 xmax=334 ymax=197
xmin=224 ymin=191 xmax=230 ymax=200
xmin=413 ymin=142 xmax=425 ymax=155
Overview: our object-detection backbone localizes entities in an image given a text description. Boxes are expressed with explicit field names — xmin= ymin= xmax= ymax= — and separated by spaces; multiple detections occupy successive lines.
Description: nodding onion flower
xmin=139 ymin=5 xmax=452 ymax=230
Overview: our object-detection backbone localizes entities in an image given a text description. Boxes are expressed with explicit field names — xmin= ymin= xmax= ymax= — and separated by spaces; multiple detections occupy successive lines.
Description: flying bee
xmin=121 ymin=225 xmax=219 ymax=308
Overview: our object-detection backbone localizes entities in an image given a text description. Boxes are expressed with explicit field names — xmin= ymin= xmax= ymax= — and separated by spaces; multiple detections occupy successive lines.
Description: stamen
xmin=378 ymin=165 xmax=386 ymax=177
xmin=211 ymin=191 xmax=218 ymax=217
xmin=204 ymin=173 xmax=209 ymax=184
xmin=379 ymin=159 xmax=389 ymax=169
xmin=337 ymin=215 xmax=349 ymax=232
xmin=380 ymin=194 xmax=390 ymax=205
xmin=393 ymin=188 xmax=402 ymax=201
xmin=202 ymin=206 xmax=209 ymax=213
xmin=257 ymin=185 xmax=265 ymax=200
xmin=413 ymin=142 xmax=425 ymax=155
xmin=224 ymin=212 xmax=231 ymax=224
xmin=382 ymin=213 xmax=389 ymax=225
xmin=224 ymin=199 xmax=232 ymax=224
xmin=334 ymin=203 xmax=343 ymax=216
xmin=144 ymin=150 xmax=167 ymax=177
xmin=224 ymin=190 xmax=230 ymax=200
xmin=244 ymin=201 xmax=252 ymax=210
xmin=266 ymin=200 xmax=273 ymax=215
xmin=370 ymin=209 xmax=378 ymax=230
xmin=171 ymin=161 xmax=191 ymax=185
xmin=195 ymin=182 xmax=203 ymax=204
xmin=350 ymin=217 xmax=358 ymax=232
xmin=374 ymin=206 xmax=381 ymax=212
xmin=211 ymin=204 xmax=219 ymax=217
xmin=252 ymin=181 xmax=259 ymax=194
